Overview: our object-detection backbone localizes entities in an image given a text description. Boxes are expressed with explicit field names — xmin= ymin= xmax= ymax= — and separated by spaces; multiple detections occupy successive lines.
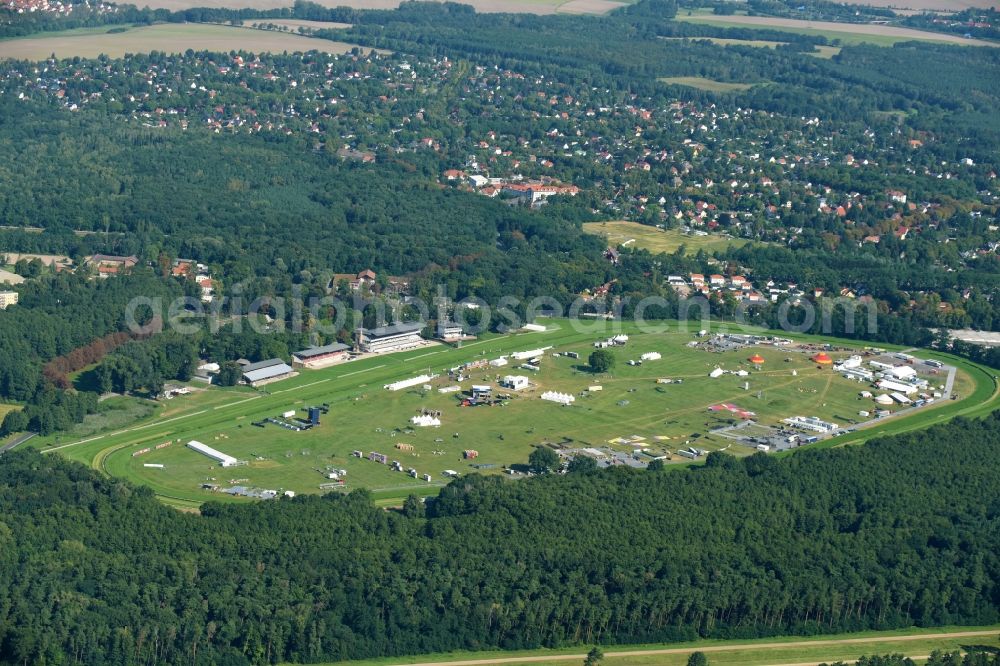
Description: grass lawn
xmin=0 ymin=402 xmax=21 ymax=421
xmin=34 ymin=320 xmax=992 ymax=508
xmin=303 ymin=624 xmax=1000 ymax=665
xmin=0 ymin=22 xmax=376 ymax=60
xmin=38 ymin=397 xmax=157 ymax=449
xmin=658 ymin=76 xmax=761 ymax=92
xmin=583 ymin=220 xmax=764 ymax=255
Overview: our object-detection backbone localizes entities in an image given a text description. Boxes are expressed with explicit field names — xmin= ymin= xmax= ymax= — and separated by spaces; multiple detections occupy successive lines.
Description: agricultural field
xmin=583 ymin=220 xmax=763 ymax=254
xmin=657 ymin=76 xmax=760 ymax=91
xmin=124 ymin=0 xmax=629 ymax=15
xmin=836 ymin=0 xmax=999 ymax=11
xmin=246 ymin=18 xmax=353 ymax=31
xmin=0 ymin=23 xmax=374 ymax=60
xmin=320 ymin=624 xmax=1000 ymax=666
xmin=674 ymin=9 xmax=1000 ymax=46
xmin=33 ymin=321 xmax=987 ymax=508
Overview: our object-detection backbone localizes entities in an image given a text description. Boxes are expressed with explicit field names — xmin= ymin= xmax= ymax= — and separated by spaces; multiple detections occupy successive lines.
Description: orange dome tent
xmin=812 ymin=352 xmax=833 ymax=365
xmin=749 ymin=354 xmax=765 ymax=365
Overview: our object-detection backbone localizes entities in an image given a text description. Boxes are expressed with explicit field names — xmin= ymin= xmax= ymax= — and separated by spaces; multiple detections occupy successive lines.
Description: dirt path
xmin=381 ymin=630 xmax=997 ymax=666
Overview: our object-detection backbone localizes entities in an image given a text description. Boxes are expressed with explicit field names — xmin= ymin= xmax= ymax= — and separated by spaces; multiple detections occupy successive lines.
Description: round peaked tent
xmin=812 ymin=352 xmax=833 ymax=365
xmin=749 ymin=353 xmax=765 ymax=365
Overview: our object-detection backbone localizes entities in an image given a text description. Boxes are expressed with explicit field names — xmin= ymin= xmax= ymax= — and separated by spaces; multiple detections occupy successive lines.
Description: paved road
xmin=0 ymin=432 xmax=35 ymax=454
xmin=378 ymin=630 xmax=998 ymax=666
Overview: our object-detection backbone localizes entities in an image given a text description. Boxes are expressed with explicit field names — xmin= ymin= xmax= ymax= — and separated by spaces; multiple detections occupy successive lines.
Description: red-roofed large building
xmin=88 ymin=254 xmax=138 ymax=278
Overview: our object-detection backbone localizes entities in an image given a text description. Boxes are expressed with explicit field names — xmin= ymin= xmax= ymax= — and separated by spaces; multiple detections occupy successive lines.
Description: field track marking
xmin=216 ymin=395 xmax=262 ymax=409
xmin=375 ymin=630 xmax=996 ymax=666
xmin=340 ymin=364 xmax=386 ymax=378
xmin=44 ymin=409 xmax=209 ymax=452
xmin=405 ymin=350 xmax=444 ymax=360
xmin=272 ymin=378 xmax=331 ymax=394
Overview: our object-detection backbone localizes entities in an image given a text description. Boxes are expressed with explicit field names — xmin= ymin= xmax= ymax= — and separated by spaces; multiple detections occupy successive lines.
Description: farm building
xmin=875 ymin=394 xmax=895 ymax=405
xmin=241 ymin=358 xmax=295 ymax=387
xmin=357 ymin=322 xmax=425 ymax=354
xmin=292 ymin=342 xmax=351 ymax=368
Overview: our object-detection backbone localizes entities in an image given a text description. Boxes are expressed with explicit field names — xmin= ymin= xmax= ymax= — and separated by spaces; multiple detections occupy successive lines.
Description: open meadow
xmin=661 ymin=36 xmax=843 ymax=57
xmin=0 ymin=23 xmax=375 ymax=60
xmin=657 ymin=76 xmax=760 ymax=91
xmin=583 ymin=220 xmax=764 ymax=254
xmin=28 ymin=320 xmax=989 ymax=509
xmin=675 ymin=10 xmax=1000 ymax=46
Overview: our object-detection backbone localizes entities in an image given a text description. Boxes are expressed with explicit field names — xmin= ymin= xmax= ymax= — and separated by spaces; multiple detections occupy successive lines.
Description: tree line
xmin=1 ymin=412 xmax=999 ymax=664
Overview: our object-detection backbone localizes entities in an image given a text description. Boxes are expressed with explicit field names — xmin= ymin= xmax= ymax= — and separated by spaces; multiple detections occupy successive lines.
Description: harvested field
xmin=583 ymin=220 xmax=766 ymax=254
xmin=555 ymin=0 xmax=627 ymax=14
xmin=0 ymin=23 xmax=376 ymax=60
xmin=247 ymin=18 xmax=353 ymax=31
xmin=676 ymin=12 xmax=999 ymax=46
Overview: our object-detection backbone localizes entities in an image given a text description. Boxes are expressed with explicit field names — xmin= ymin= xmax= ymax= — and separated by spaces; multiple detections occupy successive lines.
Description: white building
xmin=540 ymin=391 xmax=575 ymax=405
xmin=886 ymin=365 xmax=917 ymax=381
xmin=241 ymin=358 xmax=295 ymax=387
xmin=385 ymin=373 xmax=437 ymax=392
xmin=511 ymin=347 xmax=551 ymax=360
xmin=783 ymin=416 xmax=839 ymax=433
xmin=877 ymin=379 xmax=918 ymax=395
xmin=437 ymin=320 xmax=464 ymax=341
xmin=841 ymin=367 xmax=874 ymax=382
xmin=501 ymin=375 xmax=530 ymax=391
xmin=0 ymin=291 xmax=18 ymax=309
xmin=358 ymin=322 xmax=425 ymax=354
xmin=187 ymin=440 xmax=239 ymax=467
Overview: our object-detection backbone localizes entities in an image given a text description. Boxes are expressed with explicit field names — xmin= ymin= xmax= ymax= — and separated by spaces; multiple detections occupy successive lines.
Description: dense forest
xmin=1 ymin=412 xmax=999 ymax=664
